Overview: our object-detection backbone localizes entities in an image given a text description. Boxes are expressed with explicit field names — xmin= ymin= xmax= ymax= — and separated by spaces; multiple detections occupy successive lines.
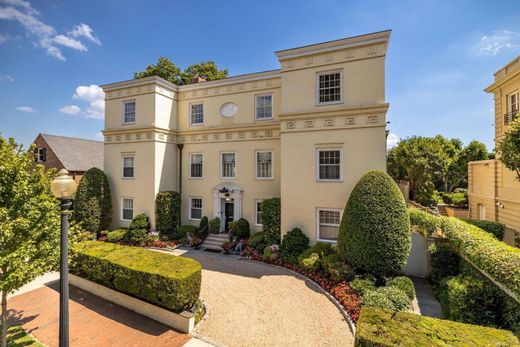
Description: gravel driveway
xmin=176 ymin=248 xmax=354 ymax=347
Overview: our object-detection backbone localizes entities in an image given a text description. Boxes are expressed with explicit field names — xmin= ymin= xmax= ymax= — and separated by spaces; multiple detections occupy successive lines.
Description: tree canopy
xmin=0 ymin=136 xmax=60 ymax=347
xmin=388 ymin=135 xmax=489 ymax=202
xmin=498 ymin=118 xmax=520 ymax=181
xmin=134 ymin=57 xmax=228 ymax=85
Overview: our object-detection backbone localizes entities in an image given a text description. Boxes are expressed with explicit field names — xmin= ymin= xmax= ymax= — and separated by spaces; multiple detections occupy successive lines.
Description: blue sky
xmin=0 ymin=0 xmax=519 ymax=150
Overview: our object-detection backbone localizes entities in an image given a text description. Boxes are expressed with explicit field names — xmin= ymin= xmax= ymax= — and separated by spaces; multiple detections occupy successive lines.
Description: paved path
xmin=7 ymin=282 xmax=192 ymax=347
xmin=412 ymin=277 xmax=443 ymax=318
xmin=178 ymin=248 xmax=354 ymax=347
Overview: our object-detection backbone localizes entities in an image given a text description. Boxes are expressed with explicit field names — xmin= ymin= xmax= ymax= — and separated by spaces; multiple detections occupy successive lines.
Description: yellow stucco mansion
xmin=101 ymin=30 xmax=390 ymax=243
xmin=468 ymin=55 xmax=520 ymax=241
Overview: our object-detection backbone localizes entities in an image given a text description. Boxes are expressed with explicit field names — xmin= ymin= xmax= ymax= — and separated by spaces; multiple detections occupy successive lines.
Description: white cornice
xmin=178 ymin=70 xmax=281 ymax=91
xmin=101 ymin=76 xmax=178 ymax=92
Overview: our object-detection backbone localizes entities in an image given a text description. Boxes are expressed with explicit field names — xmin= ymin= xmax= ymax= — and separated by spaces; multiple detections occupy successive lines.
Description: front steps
xmin=201 ymin=233 xmax=229 ymax=251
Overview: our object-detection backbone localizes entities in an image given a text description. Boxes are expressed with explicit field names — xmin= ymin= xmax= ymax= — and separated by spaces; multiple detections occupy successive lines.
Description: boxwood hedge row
xmin=355 ymin=307 xmax=520 ymax=346
xmin=462 ymin=219 xmax=505 ymax=240
xmin=71 ymin=241 xmax=201 ymax=312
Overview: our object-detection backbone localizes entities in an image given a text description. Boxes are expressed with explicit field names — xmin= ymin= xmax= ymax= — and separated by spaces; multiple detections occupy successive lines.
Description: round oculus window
xmin=219 ymin=102 xmax=238 ymax=118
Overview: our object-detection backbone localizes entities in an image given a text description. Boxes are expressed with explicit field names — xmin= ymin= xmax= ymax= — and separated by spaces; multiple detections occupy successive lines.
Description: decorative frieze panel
xmin=105 ymin=84 xmax=174 ymax=100
xmin=282 ymin=113 xmax=384 ymax=133
xmin=176 ymin=127 xmax=280 ymax=144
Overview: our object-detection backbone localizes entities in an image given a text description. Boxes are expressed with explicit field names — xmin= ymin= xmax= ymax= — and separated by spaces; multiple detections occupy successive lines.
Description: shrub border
xmin=240 ymin=258 xmax=357 ymax=335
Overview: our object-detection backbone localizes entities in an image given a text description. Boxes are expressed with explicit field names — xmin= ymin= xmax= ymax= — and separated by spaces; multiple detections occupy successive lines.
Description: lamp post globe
xmin=51 ymin=169 xmax=77 ymax=347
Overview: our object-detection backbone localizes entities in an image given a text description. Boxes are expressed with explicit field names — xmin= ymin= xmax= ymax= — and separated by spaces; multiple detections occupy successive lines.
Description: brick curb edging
xmin=240 ymin=258 xmax=357 ymax=336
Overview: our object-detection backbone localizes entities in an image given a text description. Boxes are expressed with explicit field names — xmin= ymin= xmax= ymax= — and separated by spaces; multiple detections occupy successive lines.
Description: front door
xmin=224 ymin=202 xmax=234 ymax=231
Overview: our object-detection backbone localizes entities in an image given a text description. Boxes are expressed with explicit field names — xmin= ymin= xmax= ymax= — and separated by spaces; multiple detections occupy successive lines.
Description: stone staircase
xmin=201 ymin=233 xmax=229 ymax=251
xmin=437 ymin=204 xmax=448 ymax=217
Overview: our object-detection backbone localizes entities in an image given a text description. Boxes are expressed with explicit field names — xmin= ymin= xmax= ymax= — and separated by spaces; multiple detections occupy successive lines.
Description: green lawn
xmin=5 ymin=325 xmax=44 ymax=347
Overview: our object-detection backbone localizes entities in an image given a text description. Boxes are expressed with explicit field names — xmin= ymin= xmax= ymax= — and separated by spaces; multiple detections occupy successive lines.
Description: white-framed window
xmin=316 ymin=70 xmax=342 ymax=105
xmin=508 ymin=91 xmax=519 ymax=113
xmin=221 ymin=152 xmax=236 ymax=178
xmin=122 ymin=156 xmax=135 ymax=178
xmin=189 ymin=153 xmax=203 ymax=178
xmin=255 ymin=200 xmax=263 ymax=226
xmin=190 ymin=103 xmax=204 ymax=125
xmin=122 ymin=198 xmax=134 ymax=221
xmin=35 ymin=147 xmax=46 ymax=162
xmin=123 ymin=100 xmax=136 ymax=124
xmin=255 ymin=94 xmax=273 ymax=120
xmin=317 ymin=208 xmax=341 ymax=242
xmin=255 ymin=150 xmax=273 ymax=179
xmin=316 ymin=149 xmax=342 ymax=181
xmin=189 ymin=197 xmax=203 ymax=220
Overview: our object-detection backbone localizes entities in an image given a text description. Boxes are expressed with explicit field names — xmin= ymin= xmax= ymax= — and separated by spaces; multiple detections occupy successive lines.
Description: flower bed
xmin=242 ymin=248 xmax=362 ymax=322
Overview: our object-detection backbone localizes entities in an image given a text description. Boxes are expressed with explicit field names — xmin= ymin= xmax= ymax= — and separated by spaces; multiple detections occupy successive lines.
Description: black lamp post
xmin=51 ymin=169 xmax=77 ymax=347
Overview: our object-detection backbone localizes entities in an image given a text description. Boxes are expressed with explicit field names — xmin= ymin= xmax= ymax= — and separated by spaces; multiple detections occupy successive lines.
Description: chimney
xmin=190 ymin=75 xmax=207 ymax=84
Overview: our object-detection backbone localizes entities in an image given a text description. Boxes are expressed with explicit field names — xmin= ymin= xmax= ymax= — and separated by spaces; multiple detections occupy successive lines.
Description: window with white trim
xmin=122 ymin=198 xmax=134 ymax=221
xmin=255 ymin=94 xmax=273 ymax=120
xmin=221 ymin=152 xmax=236 ymax=178
xmin=123 ymin=101 xmax=136 ymax=123
xmin=190 ymin=103 xmax=204 ymax=125
xmin=190 ymin=197 xmax=202 ymax=220
xmin=508 ymin=91 xmax=519 ymax=113
xmin=317 ymin=71 xmax=342 ymax=104
xmin=35 ymin=147 xmax=46 ymax=162
xmin=255 ymin=200 xmax=263 ymax=225
xmin=317 ymin=209 xmax=341 ymax=241
xmin=122 ymin=156 xmax=134 ymax=178
xmin=317 ymin=149 xmax=341 ymax=181
xmin=256 ymin=151 xmax=273 ymax=179
xmin=190 ymin=153 xmax=203 ymax=178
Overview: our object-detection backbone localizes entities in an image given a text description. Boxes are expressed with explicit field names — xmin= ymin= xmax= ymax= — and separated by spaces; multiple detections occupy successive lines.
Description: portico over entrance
xmin=212 ymin=182 xmax=243 ymax=232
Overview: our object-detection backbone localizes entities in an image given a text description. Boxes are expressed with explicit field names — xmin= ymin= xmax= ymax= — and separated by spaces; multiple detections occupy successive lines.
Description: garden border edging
xmin=69 ymin=273 xmax=195 ymax=333
xmin=241 ymin=259 xmax=356 ymax=335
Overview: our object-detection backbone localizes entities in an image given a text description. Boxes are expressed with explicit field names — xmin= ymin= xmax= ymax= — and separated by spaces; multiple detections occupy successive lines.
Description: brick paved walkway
xmin=7 ymin=282 xmax=191 ymax=347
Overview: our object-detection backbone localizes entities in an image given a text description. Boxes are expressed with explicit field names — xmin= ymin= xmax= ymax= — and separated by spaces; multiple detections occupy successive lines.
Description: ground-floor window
xmin=122 ymin=198 xmax=134 ymax=221
xmin=190 ymin=197 xmax=203 ymax=220
xmin=317 ymin=208 xmax=341 ymax=241
xmin=255 ymin=200 xmax=263 ymax=225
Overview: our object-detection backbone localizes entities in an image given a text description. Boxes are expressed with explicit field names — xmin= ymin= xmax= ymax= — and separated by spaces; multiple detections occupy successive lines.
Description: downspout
xmin=177 ymin=144 xmax=184 ymax=227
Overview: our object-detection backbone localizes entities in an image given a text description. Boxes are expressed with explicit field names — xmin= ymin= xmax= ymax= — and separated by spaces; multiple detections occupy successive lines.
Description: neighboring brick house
xmin=33 ymin=133 xmax=104 ymax=183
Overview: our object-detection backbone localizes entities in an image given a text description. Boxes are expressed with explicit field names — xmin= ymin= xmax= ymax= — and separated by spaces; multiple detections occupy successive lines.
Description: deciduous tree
xmin=0 ymin=137 xmax=60 ymax=347
xmin=498 ymin=118 xmax=520 ymax=181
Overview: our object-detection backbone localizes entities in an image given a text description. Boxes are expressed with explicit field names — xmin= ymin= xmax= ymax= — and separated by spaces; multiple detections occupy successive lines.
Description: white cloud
xmin=16 ymin=105 xmax=35 ymax=112
xmin=387 ymin=132 xmax=400 ymax=150
xmin=473 ymin=30 xmax=520 ymax=56
xmin=53 ymin=34 xmax=87 ymax=52
xmin=69 ymin=23 xmax=100 ymax=45
xmin=0 ymin=1 xmax=100 ymax=60
xmin=0 ymin=34 xmax=6 ymax=43
xmin=60 ymin=105 xmax=81 ymax=115
xmin=0 ymin=74 xmax=14 ymax=81
xmin=63 ymin=84 xmax=105 ymax=119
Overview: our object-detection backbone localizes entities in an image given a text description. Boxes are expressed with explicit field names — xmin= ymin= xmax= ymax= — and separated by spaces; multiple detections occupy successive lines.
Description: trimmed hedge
xmin=235 ymin=218 xmax=251 ymax=239
xmin=462 ymin=219 xmax=505 ymax=240
xmin=209 ymin=217 xmax=220 ymax=233
xmin=362 ymin=286 xmax=411 ymax=312
xmin=408 ymin=208 xmax=441 ymax=238
xmin=297 ymin=242 xmax=334 ymax=271
xmin=387 ymin=276 xmax=415 ymax=301
xmin=260 ymin=197 xmax=281 ymax=245
xmin=71 ymin=241 xmax=201 ymax=312
xmin=338 ymin=171 xmax=411 ymax=277
xmin=440 ymin=217 xmax=520 ymax=301
xmin=355 ymin=307 xmax=520 ymax=346
xmin=107 ymin=229 xmax=126 ymax=242
xmin=155 ymin=191 xmax=181 ymax=234
xmin=429 ymin=243 xmax=460 ymax=288
xmin=248 ymin=231 xmax=266 ymax=252
xmin=280 ymin=228 xmax=309 ymax=264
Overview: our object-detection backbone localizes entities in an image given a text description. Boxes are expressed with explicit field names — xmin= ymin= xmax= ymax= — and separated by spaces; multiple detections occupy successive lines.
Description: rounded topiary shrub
xmin=248 ymin=231 xmax=266 ymax=252
xmin=209 ymin=217 xmax=220 ymax=234
xmin=337 ymin=170 xmax=411 ymax=278
xmin=129 ymin=213 xmax=151 ymax=231
xmin=280 ymin=228 xmax=309 ymax=264
xmin=199 ymin=216 xmax=209 ymax=233
xmin=235 ymin=218 xmax=250 ymax=239
xmin=155 ymin=191 xmax=181 ymax=235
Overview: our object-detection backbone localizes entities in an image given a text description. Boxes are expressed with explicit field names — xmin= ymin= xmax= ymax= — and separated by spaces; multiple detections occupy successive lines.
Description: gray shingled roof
xmin=40 ymin=134 xmax=103 ymax=172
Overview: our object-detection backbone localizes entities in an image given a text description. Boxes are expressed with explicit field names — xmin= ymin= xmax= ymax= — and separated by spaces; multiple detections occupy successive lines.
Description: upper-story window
xmin=35 ymin=147 xmax=46 ymax=162
xmin=255 ymin=94 xmax=273 ymax=120
xmin=122 ymin=156 xmax=134 ymax=178
xmin=506 ymin=91 xmax=519 ymax=125
xmin=123 ymin=100 xmax=136 ymax=124
xmin=317 ymin=71 xmax=342 ymax=105
xmin=190 ymin=103 xmax=204 ymax=125
xmin=221 ymin=152 xmax=236 ymax=178
xmin=255 ymin=150 xmax=273 ymax=179
xmin=317 ymin=149 xmax=342 ymax=181
xmin=190 ymin=153 xmax=203 ymax=178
